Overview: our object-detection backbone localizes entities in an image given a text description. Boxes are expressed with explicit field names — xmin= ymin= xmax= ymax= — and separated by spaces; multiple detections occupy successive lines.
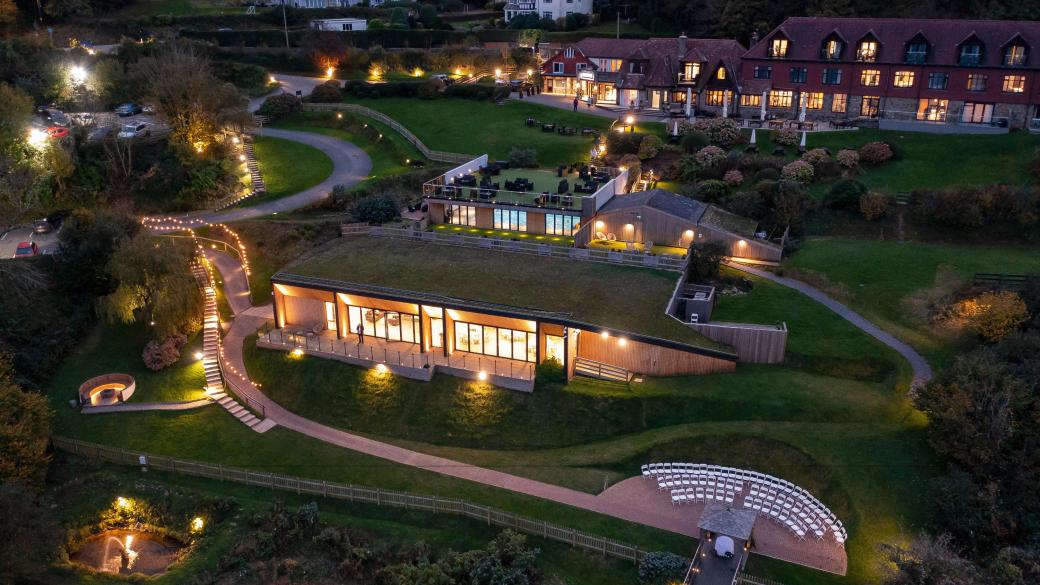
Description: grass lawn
xmin=53 ymin=322 xmax=207 ymax=405
xmin=342 ymin=97 xmax=664 ymax=165
xmin=44 ymin=457 xmax=640 ymax=585
xmin=783 ymin=237 xmax=1040 ymax=367
xmin=431 ymin=223 xmax=576 ymax=246
xmin=284 ymin=236 xmax=722 ymax=349
xmin=106 ymin=0 xmax=232 ymax=16
xmin=750 ymin=128 xmax=1040 ymax=193
xmin=247 ymin=135 xmax=333 ymax=206
xmin=587 ymin=239 xmax=687 ymax=256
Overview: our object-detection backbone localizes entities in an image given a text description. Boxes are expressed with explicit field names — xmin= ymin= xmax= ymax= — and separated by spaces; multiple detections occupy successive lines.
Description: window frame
xmin=856 ymin=40 xmax=879 ymax=62
xmin=966 ymin=73 xmax=987 ymax=92
xmin=892 ymin=70 xmax=915 ymax=88
xmin=789 ymin=67 xmax=807 ymax=84
xmin=831 ymin=93 xmax=847 ymax=113
xmin=927 ymin=72 xmax=949 ymax=90
xmin=859 ymin=68 xmax=881 ymax=87
xmin=769 ymin=37 xmax=789 ymax=59
xmin=1002 ymin=74 xmax=1026 ymax=93
xmin=769 ymin=90 xmax=793 ymax=108
xmin=821 ymin=68 xmax=842 ymax=85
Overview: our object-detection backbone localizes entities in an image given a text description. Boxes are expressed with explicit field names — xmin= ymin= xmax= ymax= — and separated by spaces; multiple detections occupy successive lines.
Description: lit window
xmin=705 ymin=90 xmax=725 ymax=106
xmin=857 ymin=41 xmax=878 ymax=62
xmin=860 ymin=96 xmax=880 ymax=118
xmin=805 ymin=92 xmax=824 ymax=109
xmin=860 ymin=69 xmax=881 ymax=86
xmin=447 ymin=204 xmax=476 ymax=226
xmin=916 ymin=98 xmax=948 ymax=122
xmin=893 ymin=71 xmax=915 ymax=88
xmin=821 ymin=39 xmax=843 ymax=60
xmin=831 ymin=93 xmax=847 ymax=113
xmin=493 ymin=209 xmax=527 ymax=232
xmin=545 ymin=213 xmax=579 ymax=235
xmin=769 ymin=90 xmax=793 ymax=108
xmin=682 ymin=62 xmax=700 ymax=82
xmin=966 ymin=73 xmax=987 ymax=91
xmin=716 ymin=67 xmax=726 ymax=80
xmin=1002 ymin=75 xmax=1026 ymax=93
xmin=740 ymin=94 xmax=761 ymax=107
xmin=770 ymin=38 xmax=788 ymax=58
xmin=1004 ymin=45 xmax=1027 ymax=66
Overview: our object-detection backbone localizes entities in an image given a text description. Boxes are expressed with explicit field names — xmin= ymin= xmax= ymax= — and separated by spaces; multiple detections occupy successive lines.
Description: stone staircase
xmin=573 ymin=357 xmax=633 ymax=383
xmin=630 ymin=171 xmax=651 ymax=193
xmin=191 ymin=261 xmax=264 ymax=429
xmin=213 ymin=134 xmax=266 ymax=211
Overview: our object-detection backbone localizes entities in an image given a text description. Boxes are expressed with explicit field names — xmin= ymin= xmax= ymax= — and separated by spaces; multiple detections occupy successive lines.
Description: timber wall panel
xmin=689 ymin=322 xmax=787 ymax=363
xmin=577 ymin=331 xmax=735 ymax=375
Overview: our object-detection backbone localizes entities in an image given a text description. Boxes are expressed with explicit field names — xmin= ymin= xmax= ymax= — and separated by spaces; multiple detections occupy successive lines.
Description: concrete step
xmin=208 ymin=392 xmax=227 ymax=400
xmin=217 ymin=397 xmax=234 ymax=407
xmin=227 ymin=405 xmax=245 ymax=416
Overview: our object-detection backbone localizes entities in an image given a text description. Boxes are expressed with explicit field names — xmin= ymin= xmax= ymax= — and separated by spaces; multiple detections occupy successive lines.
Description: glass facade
xmin=347 ymin=305 xmax=421 ymax=343
xmin=494 ymin=209 xmax=527 ymax=231
xmin=545 ymin=213 xmax=579 ymax=235
xmin=454 ymin=321 xmax=537 ymax=362
xmin=447 ymin=204 xmax=477 ymax=226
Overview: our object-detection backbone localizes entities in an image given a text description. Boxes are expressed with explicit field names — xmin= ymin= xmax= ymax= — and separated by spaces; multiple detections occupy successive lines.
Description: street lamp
xmin=70 ymin=65 xmax=87 ymax=85
xmin=27 ymin=128 xmax=47 ymax=149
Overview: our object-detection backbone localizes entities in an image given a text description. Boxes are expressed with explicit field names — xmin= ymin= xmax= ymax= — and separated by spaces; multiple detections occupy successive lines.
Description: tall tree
xmin=0 ymin=353 xmax=52 ymax=488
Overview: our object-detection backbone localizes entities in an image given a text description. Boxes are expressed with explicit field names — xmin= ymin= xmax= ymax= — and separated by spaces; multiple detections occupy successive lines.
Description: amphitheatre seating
xmin=641 ymin=462 xmax=847 ymax=545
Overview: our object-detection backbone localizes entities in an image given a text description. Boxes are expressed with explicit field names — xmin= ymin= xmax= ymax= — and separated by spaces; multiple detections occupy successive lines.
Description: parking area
xmin=0 ymin=225 xmax=61 ymax=259
xmin=86 ymin=112 xmax=168 ymax=142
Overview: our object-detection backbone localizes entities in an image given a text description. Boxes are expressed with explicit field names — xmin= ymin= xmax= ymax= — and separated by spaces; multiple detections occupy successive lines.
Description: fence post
xmin=219 ymin=464 xmax=224 ymax=482
xmin=269 ymin=473 xmax=275 ymax=490
xmin=322 ymin=480 xmax=327 ymax=498
xmin=376 ymin=487 xmax=382 ymax=506
xmin=487 ymin=507 xmax=491 ymax=526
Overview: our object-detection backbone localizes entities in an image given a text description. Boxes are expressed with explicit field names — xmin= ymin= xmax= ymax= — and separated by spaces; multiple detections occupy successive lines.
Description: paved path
xmin=203 ymin=249 xmax=252 ymax=315
xmin=82 ymin=398 xmax=213 ymax=414
xmin=725 ymin=260 xmax=934 ymax=385
xmin=148 ymin=128 xmax=371 ymax=227
xmin=510 ymin=93 xmax=670 ymax=124
xmin=249 ymin=74 xmax=326 ymax=113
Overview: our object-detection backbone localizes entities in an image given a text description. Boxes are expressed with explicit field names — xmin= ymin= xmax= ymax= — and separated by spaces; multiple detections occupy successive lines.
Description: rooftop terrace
xmin=282 ymin=237 xmax=729 ymax=353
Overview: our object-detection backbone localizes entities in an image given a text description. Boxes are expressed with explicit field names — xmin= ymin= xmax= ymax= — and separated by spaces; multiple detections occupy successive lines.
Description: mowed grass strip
xmin=247 ymin=135 xmax=334 ymax=206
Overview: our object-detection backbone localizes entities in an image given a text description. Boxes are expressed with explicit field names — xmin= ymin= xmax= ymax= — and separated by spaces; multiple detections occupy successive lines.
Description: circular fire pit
xmin=70 ymin=529 xmax=185 ymax=576
xmin=79 ymin=374 xmax=136 ymax=407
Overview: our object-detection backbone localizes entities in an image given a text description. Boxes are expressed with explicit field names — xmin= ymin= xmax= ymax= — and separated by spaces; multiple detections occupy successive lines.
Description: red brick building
xmin=741 ymin=17 xmax=1040 ymax=128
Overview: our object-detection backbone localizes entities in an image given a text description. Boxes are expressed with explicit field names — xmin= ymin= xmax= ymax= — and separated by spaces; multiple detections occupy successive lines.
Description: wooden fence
xmin=362 ymin=225 xmax=688 ymax=272
xmin=688 ymin=322 xmax=787 ymax=364
xmin=735 ymin=572 xmax=787 ymax=585
xmin=973 ymin=272 xmax=1040 ymax=291
xmin=302 ymin=103 xmax=472 ymax=163
xmin=51 ymin=436 xmax=651 ymax=564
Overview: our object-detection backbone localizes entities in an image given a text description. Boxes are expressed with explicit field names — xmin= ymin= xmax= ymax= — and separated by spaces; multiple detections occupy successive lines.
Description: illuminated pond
xmin=70 ymin=530 xmax=185 ymax=576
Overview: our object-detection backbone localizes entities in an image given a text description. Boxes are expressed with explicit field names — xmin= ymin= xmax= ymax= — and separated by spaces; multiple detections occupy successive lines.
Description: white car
xmin=117 ymin=122 xmax=150 ymax=139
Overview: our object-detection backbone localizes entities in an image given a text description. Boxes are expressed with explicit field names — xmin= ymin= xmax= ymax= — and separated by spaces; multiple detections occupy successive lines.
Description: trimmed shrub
xmin=256 ymin=93 xmax=302 ymax=119
xmin=680 ymin=130 xmax=710 ymax=153
xmin=781 ymin=160 xmax=814 ymax=184
xmin=535 ymin=357 xmax=565 ymax=386
xmin=638 ymin=551 xmax=688 ymax=585
xmin=691 ymin=117 xmax=741 ymax=147
xmin=801 ymin=147 xmax=830 ymax=168
xmin=352 ymin=194 xmax=399 ymax=223
xmin=606 ymin=131 xmax=645 ymax=156
xmin=825 ymin=178 xmax=868 ymax=210
xmin=753 ymin=167 xmax=780 ymax=182
xmin=860 ymin=190 xmax=893 ymax=220
xmin=508 ymin=147 xmax=539 ymax=168
xmin=695 ymin=179 xmax=729 ymax=203
xmin=142 ymin=334 xmax=187 ymax=371
xmin=836 ymin=148 xmax=860 ymax=169
xmin=859 ymin=141 xmax=894 ymax=166
xmin=722 ymin=169 xmax=744 ymax=186
xmin=638 ymin=135 xmax=663 ymax=160
xmin=308 ymin=80 xmax=342 ymax=103
xmin=695 ymin=145 xmax=727 ymax=168
xmin=774 ymin=128 xmax=798 ymax=147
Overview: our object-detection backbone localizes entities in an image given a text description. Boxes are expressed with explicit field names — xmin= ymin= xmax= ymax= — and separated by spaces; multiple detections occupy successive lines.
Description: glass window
xmin=740 ymin=94 xmax=761 ymax=107
xmin=916 ymin=98 xmax=948 ymax=122
xmin=822 ymin=68 xmax=842 ymax=85
xmin=682 ymin=62 xmax=700 ymax=82
xmin=716 ymin=67 xmax=726 ymax=80
xmin=387 ymin=311 xmax=401 ymax=341
xmin=753 ymin=66 xmax=772 ymax=79
xmin=860 ymin=69 xmax=881 ymax=86
xmin=493 ymin=209 xmax=527 ymax=231
xmin=860 ymin=96 xmax=880 ymax=118
xmin=1004 ymin=45 xmax=1027 ymax=66
xmin=1002 ymin=75 xmax=1026 ymax=93
xmin=967 ymin=73 xmax=987 ymax=91
xmin=893 ymin=71 xmax=915 ymax=88
xmin=789 ymin=67 xmax=807 ymax=83
xmin=553 ymin=62 xmax=564 ymax=74
xmin=512 ymin=331 xmax=527 ymax=362
xmin=770 ymin=38 xmax=788 ymax=58
xmin=960 ymin=44 xmax=982 ymax=66
xmin=857 ymin=41 xmax=878 ymax=62
xmin=545 ymin=335 xmax=564 ymax=362
xmin=468 ymin=323 xmax=482 ymax=354
xmin=962 ymin=102 xmax=993 ymax=124
xmin=831 ymin=93 xmax=847 ymax=113
xmin=447 ymin=204 xmax=476 ymax=226
xmin=564 ymin=47 xmax=574 ymax=57
xmin=325 ymin=301 xmax=336 ymax=332
xmin=769 ymin=90 xmax=793 ymax=108
xmin=806 ymin=92 xmax=824 ymax=109
xmin=497 ymin=328 xmax=512 ymax=359
xmin=347 ymin=304 xmax=420 ymax=343
xmin=906 ymin=42 xmax=928 ymax=64
xmin=483 ymin=326 xmax=497 ymax=357
xmin=455 ymin=322 xmax=469 ymax=352
xmin=454 ymin=321 xmax=537 ymax=362
xmin=821 ymin=39 xmax=843 ymax=60
xmin=928 ymin=72 xmax=949 ymax=90
xmin=545 ymin=213 xmax=579 ymax=235
xmin=704 ymin=90 xmax=724 ymax=106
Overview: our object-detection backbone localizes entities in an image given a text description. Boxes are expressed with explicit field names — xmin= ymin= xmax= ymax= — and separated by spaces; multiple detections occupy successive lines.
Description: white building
xmin=310 ymin=17 xmax=368 ymax=31
xmin=504 ymin=0 xmax=592 ymax=23
xmin=271 ymin=0 xmax=360 ymax=8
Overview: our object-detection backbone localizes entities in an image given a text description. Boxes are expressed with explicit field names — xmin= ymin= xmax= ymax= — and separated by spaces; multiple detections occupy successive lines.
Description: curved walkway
xmin=724 ymin=260 xmax=934 ymax=385
xmin=147 ymin=128 xmax=371 ymax=227
xmin=82 ymin=398 xmax=214 ymax=414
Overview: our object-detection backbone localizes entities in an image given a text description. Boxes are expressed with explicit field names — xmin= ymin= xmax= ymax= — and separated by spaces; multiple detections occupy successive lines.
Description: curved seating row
xmin=641 ymin=462 xmax=846 ymax=545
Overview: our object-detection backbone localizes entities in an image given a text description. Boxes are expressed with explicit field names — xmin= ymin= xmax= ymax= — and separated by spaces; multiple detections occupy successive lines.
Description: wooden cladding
xmin=689 ymin=322 xmax=787 ymax=363
xmin=576 ymin=330 xmax=735 ymax=376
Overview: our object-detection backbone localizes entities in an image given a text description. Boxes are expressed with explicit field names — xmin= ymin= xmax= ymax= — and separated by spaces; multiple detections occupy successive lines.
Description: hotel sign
xmin=578 ymin=70 xmax=596 ymax=81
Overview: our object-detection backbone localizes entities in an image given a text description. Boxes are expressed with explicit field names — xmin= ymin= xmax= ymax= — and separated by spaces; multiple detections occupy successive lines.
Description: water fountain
xmin=100 ymin=534 xmax=138 ymax=573
xmin=71 ymin=530 xmax=184 ymax=576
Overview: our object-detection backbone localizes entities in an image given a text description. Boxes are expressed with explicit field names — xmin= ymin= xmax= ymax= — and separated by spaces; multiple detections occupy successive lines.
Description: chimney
xmin=678 ymin=32 xmax=687 ymax=55
xmin=750 ymin=30 xmax=760 ymax=46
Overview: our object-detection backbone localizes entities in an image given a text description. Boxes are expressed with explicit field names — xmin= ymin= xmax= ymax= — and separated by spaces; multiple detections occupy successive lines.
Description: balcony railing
xmin=425 ymin=184 xmax=585 ymax=211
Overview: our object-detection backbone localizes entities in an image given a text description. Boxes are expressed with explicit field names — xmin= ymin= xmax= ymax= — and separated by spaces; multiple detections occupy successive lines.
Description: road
xmin=0 ymin=226 xmax=60 ymax=259
xmin=250 ymin=74 xmax=327 ymax=113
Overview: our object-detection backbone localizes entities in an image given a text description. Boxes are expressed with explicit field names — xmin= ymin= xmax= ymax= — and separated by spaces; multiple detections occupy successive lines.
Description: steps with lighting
xmin=573 ymin=357 xmax=633 ymax=383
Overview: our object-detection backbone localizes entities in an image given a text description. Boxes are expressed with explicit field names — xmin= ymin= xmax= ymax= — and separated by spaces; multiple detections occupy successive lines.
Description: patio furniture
xmin=458 ymin=174 xmax=477 ymax=187
xmin=768 ymin=119 xmax=786 ymax=130
xmin=607 ymin=233 xmax=616 ymax=241
xmin=541 ymin=123 xmax=555 ymax=132
xmin=525 ymin=117 xmax=537 ymax=126
xmin=746 ymin=119 xmax=764 ymax=128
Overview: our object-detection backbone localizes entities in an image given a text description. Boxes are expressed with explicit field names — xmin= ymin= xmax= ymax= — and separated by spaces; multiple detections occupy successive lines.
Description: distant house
xmin=270 ymin=0 xmax=359 ymax=7
xmin=504 ymin=0 xmax=592 ymax=24
xmin=310 ymin=17 xmax=367 ymax=31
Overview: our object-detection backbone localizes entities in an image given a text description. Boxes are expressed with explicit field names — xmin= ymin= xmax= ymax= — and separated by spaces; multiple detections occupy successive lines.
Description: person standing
xmin=356 ymin=323 xmax=365 ymax=344
xmin=573 ymin=96 xmax=579 ymax=111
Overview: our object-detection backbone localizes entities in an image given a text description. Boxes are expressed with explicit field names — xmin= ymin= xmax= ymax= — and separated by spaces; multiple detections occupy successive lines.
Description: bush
xmin=142 ymin=334 xmax=188 ymax=371
xmin=824 ymin=178 xmax=868 ymax=210
xmin=836 ymin=148 xmax=860 ymax=169
xmin=781 ymin=160 xmax=814 ymax=184
xmin=619 ymin=154 xmax=642 ymax=190
xmin=606 ymin=131 xmax=645 ymax=156
xmin=753 ymin=167 xmax=780 ymax=182
xmin=308 ymin=79 xmax=342 ymax=103
xmin=352 ymin=194 xmax=399 ymax=223
xmin=680 ymin=130 xmax=710 ymax=153
xmin=722 ymin=169 xmax=744 ymax=186
xmin=801 ymin=147 xmax=830 ymax=168
xmin=696 ymin=179 xmax=729 ymax=203
xmin=256 ymin=93 xmax=302 ymax=119
xmin=774 ymin=128 xmax=798 ymax=146
xmin=417 ymin=79 xmax=442 ymax=100
xmin=690 ymin=117 xmax=741 ymax=147
xmin=694 ymin=145 xmax=727 ymax=168
xmin=950 ymin=291 xmax=1030 ymax=343
xmin=507 ymin=147 xmax=538 ymax=168
xmin=638 ymin=551 xmax=688 ymax=585
xmin=535 ymin=357 xmax=565 ymax=386
xmin=859 ymin=141 xmax=894 ymax=166
xmin=860 ymin=190 xmax=893 ymax=220
xmin=722 ymin=190 xmax=767 ymax=219
xmin=637 ymin=134 xmax=663 ymax=160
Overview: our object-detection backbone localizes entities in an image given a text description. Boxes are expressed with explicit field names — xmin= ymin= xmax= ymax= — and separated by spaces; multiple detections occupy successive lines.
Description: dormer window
xmin=681 ymin=62 xmax=700 ymax=82
xmin=630 ymin=61 xmax=644 ymax=74
xmin=960 ymin=43 xmax=983 ymax=66
xmin=856 ymin=41 xmax=878 ymax=62
xmin=716 ymin=67 xmax=726 ymax=80
xmin=769 ymin=37 xmax=788 ymax=59
xmin=905 ymin=41 xmax=928 ymax=64
xmin=821 ymin=39 xmax=843 ymax=60
xmin=1004 ymin=44 xmax=1027 ymax=66
xmin=564 ymin=47 xmax=575 ymax=58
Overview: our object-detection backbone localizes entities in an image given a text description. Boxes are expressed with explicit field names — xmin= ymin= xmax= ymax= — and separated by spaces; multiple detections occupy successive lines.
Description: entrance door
xmin=430 ymin=317 xmax=444 ymax=348
xmin=625 ymin=90 xmax=639 ymax=107
xmin=651 ymin=91 xmax=661 ymax=109
xmin=324 ymin=302 xmax=336 ymax=332
xmin=545 ymin=335 xmax=565 ymax=364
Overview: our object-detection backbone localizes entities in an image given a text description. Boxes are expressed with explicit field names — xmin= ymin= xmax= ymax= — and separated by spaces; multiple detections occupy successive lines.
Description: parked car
xmin=141 ymin=103 xmax=157 ymax=114
xmin=33 ymin=219 xmax=53 ymax=234
xmin=115 ymin=103 xmax=142 ymax=117
xmin=38 ymin=107 xmax=70 ymax=127
xmin=47 ymin=126 xmax=70 ymax=139
xmin=13 ymin=241 xmax=39 ymax=258
xmin=69 ymin=112 xmax=96 ymax=126
xmin=117 ymin=122 xmax=150 ymax=139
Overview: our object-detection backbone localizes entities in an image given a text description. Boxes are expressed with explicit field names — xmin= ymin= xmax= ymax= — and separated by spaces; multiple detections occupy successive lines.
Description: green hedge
xmin=181 ymin=28 xmax=521 ymax=48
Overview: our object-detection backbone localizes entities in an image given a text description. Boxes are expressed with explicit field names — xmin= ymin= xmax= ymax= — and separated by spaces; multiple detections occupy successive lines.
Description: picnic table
xmin=768 ymin=119 xmax=786 ymax=130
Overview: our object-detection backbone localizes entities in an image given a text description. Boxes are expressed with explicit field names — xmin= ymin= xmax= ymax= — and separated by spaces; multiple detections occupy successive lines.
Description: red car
xmin=47 ymin=126 xmax=70 ymax=139
xmin=14 ymin=241 xmax=39 ymax=258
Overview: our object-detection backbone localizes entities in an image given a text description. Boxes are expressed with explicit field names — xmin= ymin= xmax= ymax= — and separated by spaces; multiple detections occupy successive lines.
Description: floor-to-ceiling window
xmin=545 ymin=213 xmax=579 ymax=235
xmin=447 ymin=204 xmax=477 ymax=226
xmin=324 ymin=301 xmax=336 ymax=332
xmin=347 ymin=305 xmax=420 ymax=343
xmin=493 ymin=209 xmax=527 ymax=231
xmin=545 ymin=334 xmax=564 ymax=363
xmin=454 ymin=321 xmax=537 ymax=362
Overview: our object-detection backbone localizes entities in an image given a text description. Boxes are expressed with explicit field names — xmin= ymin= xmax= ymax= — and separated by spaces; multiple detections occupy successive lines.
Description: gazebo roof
xmin=698 ymin=504 xmax=758 ymax=540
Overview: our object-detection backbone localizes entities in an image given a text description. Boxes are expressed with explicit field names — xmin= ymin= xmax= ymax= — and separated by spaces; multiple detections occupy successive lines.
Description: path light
xmin=27 ymin=128 xmax=47 ymax=149
xmin=326 ymin=66 xmax=335 ymax=78
xmin=291 ymin=348 xmax=303 ymax=358
xmin=413 ymin=67 xmax=424 ymax=77
xmin=238 ymin=154 xmax=246 ymax=161
xmin=336 ymin=112 xmax=343 ymax=119
xmin=232 ymin=136 xmax=240 ymax=144
xmin=269 ymin=75 xmax=277 ymax=84
xmin=527 ymin=68 xmax=533 ymax=76
xmin=191 ymin=517 xmax=205 ymax=532
xmin=478 ymin=371 xmax=488 ymax=381
xmin=625 ymin=115 xmax=635 ymax=125
xmin=194 ymin=351 xmax=204 ymax=361
xmin=375 ymin=363 xmax=388 ymax=374
xmin=495 ymin=67 xmax=502 ymax=77
xmin=70 ymin=65 xmax=87 ymax=84
xmin=454 ymin=67 xmax=462 ymax=75
xmin=116 ymin=496 xmax=130 ymax=509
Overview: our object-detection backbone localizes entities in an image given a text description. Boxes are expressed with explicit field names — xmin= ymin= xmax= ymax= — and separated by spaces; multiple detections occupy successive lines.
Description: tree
xmin=352 ymin=194 xmax=398 ymax=224
xmin=0 ymin=0 xmax=18 ymax=27
xmin=56 ymin=208 xmax=140 ymax=297
xmin=951 ymin=291 xmax=1030 ymax=343
xmin=0 ymin=482 xmax=60 ymax=585
xmin=880 ymin=533 xmax=980 ymax=585
xmin=685 ymin=241 xmax=726 ymax=282
xmin=0 ymin=354 xmax=52 ymax=488
xmin=96 ymin=232 xmax=202 ymax=338
xmin=0 ymin=84 xmax=48 ymax=230
xmin=43 ymin=0 xmax=92 ymax=18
